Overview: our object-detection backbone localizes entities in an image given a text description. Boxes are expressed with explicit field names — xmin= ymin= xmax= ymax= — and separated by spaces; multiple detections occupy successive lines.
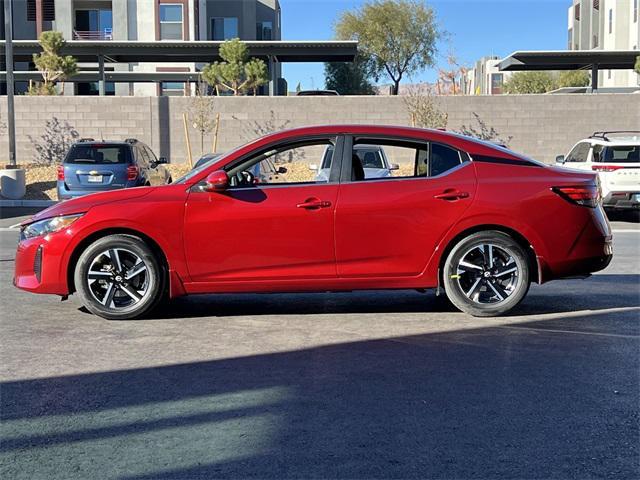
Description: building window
xmin=159 ymin=4 xmax=184 ymax=40
xmin=160 ymin=82 xmax=186 ymax=96
xmin=568 ymin=28 xmax=573 ymax=49
xmin=75 ymin=9 xmax=113 ymax=39
xmin=574 ymin=3 xmax=580 ymax=20
xmin=211 ymin=17 xmax=239 ymax=40
xmin=593 ymin=34 xmax=598 ymax=48
xmin=27 ymin=0 xmax=55 ymax=21
xmin=593 ymin=0 xmax=599 ymax=10
xmin=77 ymin=82 xmax=115 ymax=96
xmin=608 ymin=9 xmax=613 ymax=33
xmin=490 ymin=73 xmax=504 ymax=95
xmin=608 ymin=69 xmax=612 ymax=79
xmin=634 ymin=0 xmax=638 ymax=22
xmin=256 ymin=22 xmax=273 ymax=40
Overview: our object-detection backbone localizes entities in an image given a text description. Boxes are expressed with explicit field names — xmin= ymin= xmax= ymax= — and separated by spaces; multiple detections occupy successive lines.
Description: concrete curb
xmin=0 ymin=200 xmax=57 ymax=207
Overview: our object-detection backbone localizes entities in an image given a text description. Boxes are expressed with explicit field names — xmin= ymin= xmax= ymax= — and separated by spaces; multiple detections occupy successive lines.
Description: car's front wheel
xmin=443 ymin=231 xmax=530 ymax=317
xmin=74 ymin=234 xmax=165 ymax=320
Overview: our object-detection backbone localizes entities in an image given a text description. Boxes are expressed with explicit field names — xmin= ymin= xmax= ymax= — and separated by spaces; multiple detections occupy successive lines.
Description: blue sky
xmin=280 ymin=0 xmax=570 ymax=90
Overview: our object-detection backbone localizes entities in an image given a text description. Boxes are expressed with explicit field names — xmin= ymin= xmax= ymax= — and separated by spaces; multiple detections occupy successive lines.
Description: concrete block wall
xmin=1 ymin=94 xmax=638 ymax=166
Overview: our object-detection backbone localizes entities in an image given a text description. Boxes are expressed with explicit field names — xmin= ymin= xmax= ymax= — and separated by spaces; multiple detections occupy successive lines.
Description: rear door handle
xmin=297 ymin=198 xmax=332 ymax=209
xmin=434 ymin=189 xmax=470 ymax=201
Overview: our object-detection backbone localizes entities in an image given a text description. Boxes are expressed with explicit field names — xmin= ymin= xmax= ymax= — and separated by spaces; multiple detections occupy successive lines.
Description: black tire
xmin=443 ymin=231 xmax=530 ymax=317
xmin=73 ymin=234 xmax=165 ymax=320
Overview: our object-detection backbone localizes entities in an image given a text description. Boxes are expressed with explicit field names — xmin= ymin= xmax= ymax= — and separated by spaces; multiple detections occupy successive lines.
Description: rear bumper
xmin=603 ymin=192 xmax=640 ymax=210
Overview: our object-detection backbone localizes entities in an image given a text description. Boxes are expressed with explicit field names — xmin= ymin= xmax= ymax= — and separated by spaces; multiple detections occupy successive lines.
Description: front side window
xmin=159 ymin=4 xmax=183 ymax=40
xmin=65 ymin=144 xmax=131 ymax=164
xmin=566 ymin=142 xmax=590 ymax=162
xmin=227 ymin=138 xmax=337 ymax=187
xmin=212 ymin=17 xmax=239 ymax=40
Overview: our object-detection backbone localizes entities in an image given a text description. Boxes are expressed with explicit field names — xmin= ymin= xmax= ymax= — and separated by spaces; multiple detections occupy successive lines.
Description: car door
xmin=334 ymin=136 xmax=477 ymax=278
xmin=182 ymin=136 xmax=343 ymax=284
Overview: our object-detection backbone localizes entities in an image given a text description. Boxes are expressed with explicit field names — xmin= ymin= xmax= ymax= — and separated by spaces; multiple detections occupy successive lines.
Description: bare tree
xmin=458 ymin=112 xmax=513 ymax=146
xmin=404 ymin=84 xmax=448 ymax=129
xmin=27 ymin=117 xmax=80 ymax=165
xmin=187 ymin=79 xmax=217 ymax=156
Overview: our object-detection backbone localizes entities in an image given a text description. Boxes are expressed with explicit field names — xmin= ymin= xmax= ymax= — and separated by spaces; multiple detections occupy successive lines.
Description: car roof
xmin=72 ymin=140 xmax=133 ymax=146
xmin=582 ymin=138 xmax=640 ymax=147
xmin=250 ymin=124 xmax=533 ymax=163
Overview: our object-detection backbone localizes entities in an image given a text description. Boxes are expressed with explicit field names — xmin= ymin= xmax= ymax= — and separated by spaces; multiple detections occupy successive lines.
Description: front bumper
xmin=14 ymin=232 xmax=72 ymax=296
xmin=603 ymin=192 xmax=640 ymax=210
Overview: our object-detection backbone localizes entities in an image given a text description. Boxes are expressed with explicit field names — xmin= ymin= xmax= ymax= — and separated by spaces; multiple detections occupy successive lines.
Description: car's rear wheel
xmin=74 ymin=234 xmax=165 ymax=320
xmin=443 ymin=231 xmax=530 ymax=317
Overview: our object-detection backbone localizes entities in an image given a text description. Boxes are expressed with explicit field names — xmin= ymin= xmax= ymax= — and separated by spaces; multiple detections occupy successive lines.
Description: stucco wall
xmin=1 ymin=94 xmax=638 ymax=166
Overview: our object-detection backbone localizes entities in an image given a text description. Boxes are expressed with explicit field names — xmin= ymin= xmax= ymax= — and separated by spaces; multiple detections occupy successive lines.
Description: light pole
xmin=4 ymin=0 xmax=16 ymax=166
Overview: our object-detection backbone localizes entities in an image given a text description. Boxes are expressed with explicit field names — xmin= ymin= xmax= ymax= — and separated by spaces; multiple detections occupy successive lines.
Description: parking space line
xmin=497 ymin=325 xmax=640 ymax=339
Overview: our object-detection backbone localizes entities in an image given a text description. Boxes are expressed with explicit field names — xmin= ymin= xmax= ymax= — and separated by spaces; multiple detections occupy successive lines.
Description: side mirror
xmin=157 ymin=157 xmax=168 ymax=164
xmin=555 ymin=155 xmax=566 ymax=164
xmin=277 ymin=166 xmax=288 ymax=174
xmin=389 ymin=163 xmax=400 ymax=171
xmin=204 ymin=170 xmax=229 ymax=192
xmin=309 ymin=164 xmax=318 ymax=171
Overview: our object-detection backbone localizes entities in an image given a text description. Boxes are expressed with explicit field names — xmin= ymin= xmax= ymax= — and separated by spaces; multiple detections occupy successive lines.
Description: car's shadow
xmin=76 ymin=273 xmax=640 ymax=320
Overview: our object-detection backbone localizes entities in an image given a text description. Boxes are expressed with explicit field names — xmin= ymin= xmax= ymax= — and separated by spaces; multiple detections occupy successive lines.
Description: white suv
xmin=556 ymin=131 xmax=640 ymax=212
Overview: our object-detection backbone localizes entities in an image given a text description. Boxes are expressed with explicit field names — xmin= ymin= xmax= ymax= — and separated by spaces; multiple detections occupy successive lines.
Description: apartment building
xmin=0 ymin=0 xmax=282 ymax=95
xmin=568 ymin=0 xmax=639 ymax=87
xmin=463 ymin=56 xmax=512 ymax=95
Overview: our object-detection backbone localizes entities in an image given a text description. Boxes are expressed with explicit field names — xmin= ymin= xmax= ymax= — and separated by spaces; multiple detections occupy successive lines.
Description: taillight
xmin=592 ymin=164 xmax=624 ymax=172
xmin=552 ymin=185 xmax=600 ymax=208
xmin=127 ymin=165 xmax=139 ymax=181
xmin=56 ymin=165 xmax=65 ymax=180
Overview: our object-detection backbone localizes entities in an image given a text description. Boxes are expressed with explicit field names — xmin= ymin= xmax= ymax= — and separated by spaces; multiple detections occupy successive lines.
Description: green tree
xmin=635 ymin=56 xmax=640 ymax=74
xmin=335 ymin=0 xmax=440 ymax=95
xmin=324 ymin=54 xmax=377 ymax=95
xmin=557 ymin=70 xmax=590 ymax=88
xmin=504 ymin=71 xmax=556 ymax=94
xmin=201 ymin=39 xmax=269 ymax=96
xmin=29 ymin=31 xmax=77 ymax=95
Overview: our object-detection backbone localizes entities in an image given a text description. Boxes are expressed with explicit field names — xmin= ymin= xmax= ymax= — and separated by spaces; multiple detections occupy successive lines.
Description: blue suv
xmin=57 ymin=138 xmax=172 ymax=200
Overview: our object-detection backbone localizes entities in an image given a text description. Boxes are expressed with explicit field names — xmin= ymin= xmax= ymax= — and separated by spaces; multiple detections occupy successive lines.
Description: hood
xmin=25 ymin=187 xmax=156 ymax=225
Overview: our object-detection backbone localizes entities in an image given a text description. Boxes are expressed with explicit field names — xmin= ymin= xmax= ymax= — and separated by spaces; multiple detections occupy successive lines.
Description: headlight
xmin=20 ymin=214 xmax=84 ymax=241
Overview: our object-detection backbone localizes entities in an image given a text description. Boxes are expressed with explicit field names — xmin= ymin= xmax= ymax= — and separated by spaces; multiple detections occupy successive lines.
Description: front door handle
xmin=297 ymin=197 xmax=332 ymax=209
xmin=434 ymin=189 xmax=470 ymax=201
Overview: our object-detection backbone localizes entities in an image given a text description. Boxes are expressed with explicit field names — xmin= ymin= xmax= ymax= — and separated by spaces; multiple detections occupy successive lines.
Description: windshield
xmin=65 ymin=144 xmax=131 ymax=164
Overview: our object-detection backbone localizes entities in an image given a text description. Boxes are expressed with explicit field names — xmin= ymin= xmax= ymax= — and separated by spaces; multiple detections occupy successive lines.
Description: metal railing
xmin=73 ymin=29 xmax=113 ymax=40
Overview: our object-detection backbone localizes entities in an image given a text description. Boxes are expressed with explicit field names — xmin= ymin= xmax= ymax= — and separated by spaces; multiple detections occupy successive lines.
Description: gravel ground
xmin=5 ymin=162 xmax=416 ymax=201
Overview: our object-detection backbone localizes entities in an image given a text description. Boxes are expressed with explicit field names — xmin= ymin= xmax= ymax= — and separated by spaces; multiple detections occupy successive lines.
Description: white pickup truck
xmin=556 ymin=131 xmax=640 ymax=212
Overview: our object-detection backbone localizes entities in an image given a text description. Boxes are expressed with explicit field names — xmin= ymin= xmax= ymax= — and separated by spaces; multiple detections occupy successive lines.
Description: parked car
xmin=556 ymin=131 xmax=640 ymax=211
xmin=296 ymin=90 xmax=339 ymax=96
xmin=193 ymin=153 xmax=222 ymax=169
xmin=17 ymin=125 xmax=612 ymax=320
xmin=194 ymin=153 xmax=287 ymax=184
xmin=57 ymin=138 xmax=171 ymax=200
xmin=312 ymin=145 xmax=399 ymax=181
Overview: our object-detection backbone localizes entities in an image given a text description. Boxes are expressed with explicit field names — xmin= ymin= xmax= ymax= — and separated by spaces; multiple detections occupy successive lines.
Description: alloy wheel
xmin=86 ymin=248 xmax=151 ymax=309
xmin=455 ymin=243 xmax=520 ymax=304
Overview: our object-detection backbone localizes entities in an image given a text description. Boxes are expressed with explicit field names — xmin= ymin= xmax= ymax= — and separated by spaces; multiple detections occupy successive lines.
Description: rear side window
xmin=65 ymin=144 xmax=131 ymax=164
xmin=349 ymin=138 xmax=466 ymax=181
xmin=600 ymin=146 xmax=640 ymax=163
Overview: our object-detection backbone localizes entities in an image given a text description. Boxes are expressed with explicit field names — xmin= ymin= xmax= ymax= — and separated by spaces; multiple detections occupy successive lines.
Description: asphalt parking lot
xmin=0 ymin=208 xmax=638 ymax=479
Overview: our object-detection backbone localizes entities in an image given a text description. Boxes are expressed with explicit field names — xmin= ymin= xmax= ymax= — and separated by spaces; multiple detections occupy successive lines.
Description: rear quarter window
xmin=65 ymin=144 xmax=131 ymax=164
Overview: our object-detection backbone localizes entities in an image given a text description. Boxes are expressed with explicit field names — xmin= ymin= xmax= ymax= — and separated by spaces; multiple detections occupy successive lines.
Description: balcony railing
xmin=73 ymin=29 xmax=113 ymax=40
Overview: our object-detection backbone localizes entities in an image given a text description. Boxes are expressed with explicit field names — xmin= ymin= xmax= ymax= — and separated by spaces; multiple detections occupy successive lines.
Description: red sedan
xmin=14 ymin=125 xmax=612 ymax=320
